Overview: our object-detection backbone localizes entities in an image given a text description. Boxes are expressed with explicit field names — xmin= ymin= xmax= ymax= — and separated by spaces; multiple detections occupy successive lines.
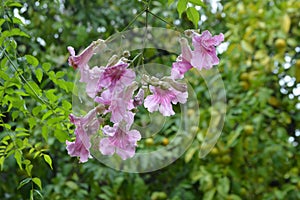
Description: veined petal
xmin=99 ymin=138 xmax=115 ymax=155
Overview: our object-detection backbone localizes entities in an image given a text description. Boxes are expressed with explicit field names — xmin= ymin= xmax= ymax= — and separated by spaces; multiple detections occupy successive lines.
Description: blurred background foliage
xmin=0 ymin=0 xmax=300 ymax=199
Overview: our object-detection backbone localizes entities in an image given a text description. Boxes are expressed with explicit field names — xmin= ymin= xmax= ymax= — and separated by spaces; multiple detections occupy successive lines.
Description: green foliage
xmin=1 ymin=0 xmax=300 ymax=200
xmin=176 ymin=0 xmax=204 ymax=28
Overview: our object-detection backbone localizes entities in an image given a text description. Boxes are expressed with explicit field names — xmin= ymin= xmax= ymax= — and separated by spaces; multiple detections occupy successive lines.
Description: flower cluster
xmin=66 ymin=30 xmax=224 ymax=162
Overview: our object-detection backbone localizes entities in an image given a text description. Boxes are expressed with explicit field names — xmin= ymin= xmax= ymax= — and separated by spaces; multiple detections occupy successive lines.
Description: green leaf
xmin=188 ymin=0 xmax=206 ymax=7
xmin=56 ymin=71 xmax=65 ymax=78
xmin=25 ymin=55 xmax=39 ymax=67
xmin=24 ymin=81 xmax=42 ymax=98
xmin=241 ymin=40 xmax=254 ymax=54
xmin=32 ymin=177 xmax=42 ymax=190
xmin=0 ymin=71 xmax=10 ymax=80
xmin=6 ymin=2 xmax=23 ymax=7
xmin=42 ymin=110 xmax=53 ymax=120
xmin=32 ymin=105 xmax=42 ymax=116
xmin=14 ymin=150 xmax=23 ymax=170
xmin=45 ymin=89 xmax=58 ymax=103
xmin=30 ymin=189 xmax=34 ymax=200
xmin=43 ymin=154 xmax=53 ymax=170
xmin=25 ymin=164 xmax=33 ymax=176
xmin=0 ymin=156 xmax=4 ymax=171
xmin=185 ymin=145 xmax=197 ymax=163
xmin=17 ymin=178 xmax=31 ymax=190
xmin=217 ymin=177 xmax=230 ymax=197
xmin=42 ymin=63 xmax=51 ymax=72
xmin=62 ymin=100 xmax=72 ymax=111
xmin=0 ymin=28 xmax=29 ymax=45
xmin=28 ymin=117 xmax=37 ymax=130
xmin=54 ymin=129 xmax=69 ymax=143
xmin=203 ymin=189 xmax=216 ymax=200
xmin=186 ymin=7 xmax=199 ymax=28
xmin=42 ymin=125 xmax=48 ymax=141
xmin=16 ymin=133 xmax=30 ymax=137
xmin=66 ymin=181 xmax=79 ymax=190
xmin=168 ymin=0 xmax=175 ymax=5
xmin=226 ymin=127 xmax=242 ymax=147
xmin=0 ymin=19 xmax=5 ymax=27
xmin=36 ymin=68 xmax=43 ymax=83
xmin=177 ymin=0 xmax=187 ymax=18
xmin=34 ymin=189 xmax=43 ymax=199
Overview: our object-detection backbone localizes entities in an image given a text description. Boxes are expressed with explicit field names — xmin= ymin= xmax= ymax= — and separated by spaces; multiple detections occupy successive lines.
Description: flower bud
xmin=107 ymin=55 xmax=119 ymax=66
xmin=123 ymin=50 xmax=131 ymax=58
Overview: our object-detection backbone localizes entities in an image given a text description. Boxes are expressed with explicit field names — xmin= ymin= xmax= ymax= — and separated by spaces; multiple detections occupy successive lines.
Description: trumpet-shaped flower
xmin=99 ymin=114 xmax=141 ymax=160
xmin=144 ymin=84 xmax=188 ymax=116
xmin=97 ymin=61 xmax=135 ymax=92
xmin=67 ymin=39 xmax=106 ymax=98
xmin=66 ymin=108 xmax=102 ymax=163
xmin=171 ymin=38 xmax=193 ymax=79
xmin=191 ymin=30 xmax=224 ymax=70
xmin=95 ymin=83 xmax=137 ymax=123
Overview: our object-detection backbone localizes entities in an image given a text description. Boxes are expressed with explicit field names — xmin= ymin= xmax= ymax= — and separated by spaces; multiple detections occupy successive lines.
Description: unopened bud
xmin=162 ymin=77 xmax=187 ymax=92
xmin=121 ymin=57 xmax=130 ymax=63
xmin=107 ymin=55 xmax=119 ymax=66
xmin=184 ymin=29 xmax=194 ymax=37
xmin=123 ymin=50 xmax=131 ymax=58
xmin=150 ymin=76 xmax=159 ymax=83
xmin=159 ymin=82 xmax=170 ymax=90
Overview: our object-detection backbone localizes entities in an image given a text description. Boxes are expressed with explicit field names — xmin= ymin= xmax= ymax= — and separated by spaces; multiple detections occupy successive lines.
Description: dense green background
xmin=1 ymin=0 xmax=300 ymax=199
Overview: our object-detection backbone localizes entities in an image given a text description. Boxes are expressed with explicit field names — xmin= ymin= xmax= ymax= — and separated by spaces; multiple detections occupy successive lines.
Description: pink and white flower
xmin=66 ymin=108 xmax=102 ymax=163
xmin=67 ymin=39 xmax=106 ymax=98
xmin=171 ymin=38 xmax=193 ymax=79
xmin=95 ymin=83 xmax=137 ymax=123
xmin=97 ymin=61 xmax=136 ymax=92
xmin=191 ymin=30 xmax=224 ymax=70
xmin=99 ymin=114 xmax=141 ymax=160
xmin=171 ymin=30 xmax=224 ymax=79
xmin=144 ymin=84 xmax=188 ymax=116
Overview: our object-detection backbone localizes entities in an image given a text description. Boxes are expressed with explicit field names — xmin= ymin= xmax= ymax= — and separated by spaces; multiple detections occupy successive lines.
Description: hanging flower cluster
xmin=66 ymin=30 xmax=224 ymax=162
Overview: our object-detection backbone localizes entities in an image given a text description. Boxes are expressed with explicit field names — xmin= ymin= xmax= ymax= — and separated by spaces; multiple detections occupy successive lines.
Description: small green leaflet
xmin=32 ymin=177 xmax=42 ymax=190
xmin=25 ymin=55 xmax=39 ymax=67
xmin=17 ymin=178 xmax=31 ymax=190
xmin=177 ymin=0 xmax=187 ymax=18
xmin=43 ymin=154 xmax=53 ymax=170
xmin=35 ymin=68 xmax=43 ymax=83
xmin=188 ymin=0 xmax=206 ymax=7
xmin=186 ymin=7 xmax=200 ymax=28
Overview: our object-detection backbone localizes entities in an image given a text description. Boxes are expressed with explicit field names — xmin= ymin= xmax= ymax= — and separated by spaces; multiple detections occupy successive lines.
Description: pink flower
xmin=66 ymin=129 xmax=91 ymax=163
xmin=99 ymin=115 xmax=141 ymax=160
xmin=67 ymin=39 xmax=106 ymax=98
xmin=67 ymin=39 xmax=105 ymax=81
xmin=95 ymin=83 xmax=137 ymax=123
xmin=97 ymin=61 xmax=136 ymax=92
xmin=133 ymin=88 xmax=145 ymax=107
xmin=144 ymin=85 xmax=188 ymax=116
xmin=66 ymin=108 xmax=102 ymax=163
xmin=171 ymin=38 xmax=193 ymax=79
xmin=191 ymin=30 xmax=224 ymax=70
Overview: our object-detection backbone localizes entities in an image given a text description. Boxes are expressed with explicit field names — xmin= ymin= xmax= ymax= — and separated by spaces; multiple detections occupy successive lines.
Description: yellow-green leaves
xmin=241 ymin=40 xmax=254 ymax=54
xmin=177 ymin=0 xmax=187 ymax=18
xmin=14 ymin=150 xmax=23 ymax=169
xmin=35 ymin=68 xmax=43 ymax=83
xmin=32 ymin=177 xmax=42 ymax=190
xmin=176 ymin=0 xmax=203 ymax=28
xmin=25 ymin=55 xmax=39 ymax=67
xmin=186 ymin=7 xmax=199 ymax=28
xmin=281 ymin=14 xmax=291 ymax=34
xmin=43 ymin=154 xmax=53 ymax=170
